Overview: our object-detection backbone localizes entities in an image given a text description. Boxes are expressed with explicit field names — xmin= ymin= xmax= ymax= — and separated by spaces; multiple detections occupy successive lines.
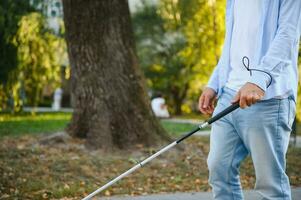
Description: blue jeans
xmin=208 ymin=87 xmax=296 ymax=200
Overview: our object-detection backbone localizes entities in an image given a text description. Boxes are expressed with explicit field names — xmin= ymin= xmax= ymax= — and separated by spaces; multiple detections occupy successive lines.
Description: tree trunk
xmin=62 ymin=0 xmax=169 ymax=149
xmin=174 ymin=100 xmax=182 ymax=115
xmin=171 ymin=83 xmax=189 ymax=115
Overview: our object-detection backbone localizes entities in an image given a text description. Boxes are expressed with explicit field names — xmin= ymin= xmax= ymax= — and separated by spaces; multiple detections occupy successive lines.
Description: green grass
xmin=0 ymin=112 xmax=203 ymax=137
xmin=161 ymin=120 xmax=207 ymax=136
xmin=173 ymin=113 xmax=208 ymax=120
xmin=0 ymin=112 xmax=71 ymax=137
xmin=0 ymin=112 xmax=299 ymax=137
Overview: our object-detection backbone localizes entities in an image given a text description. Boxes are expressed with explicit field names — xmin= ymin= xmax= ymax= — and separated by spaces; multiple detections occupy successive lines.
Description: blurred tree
xmin=297 ymin=43 xmax=301 ymax=120
xmin=0 ymin=0 xmax=33 ymax=109
xmin=180 ymin=0 xmax=225 ymax=108
xmin=11 ymin=13 xmax=66 ymax=108
xmin=133 ymin=0 xmax=225 ymax=115
xmin=63 ymin=0 xmax=169 ymax=149
xmin=0 ymin=1 xmax=66 ymax=111
xmin=132 ymin=1 xmax=188 ymax=115
xmin=0 ymin=0 xmax=33 ymax=83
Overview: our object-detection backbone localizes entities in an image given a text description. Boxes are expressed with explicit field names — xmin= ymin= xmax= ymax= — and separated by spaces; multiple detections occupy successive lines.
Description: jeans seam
xmin=227 ymin=138 xmax=241 ymax=200
xmin=288 ymin=98 xmax=290 ymax=126
xmin=229 ymin=101 xmax=244 ymax=200
xmin=276 ymin=99 xmax=285 ymax=200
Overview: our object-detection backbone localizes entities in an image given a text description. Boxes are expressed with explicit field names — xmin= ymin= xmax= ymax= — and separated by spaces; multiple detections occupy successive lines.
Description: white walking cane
xmin=82 ymin=103 xmax=240 ymax=200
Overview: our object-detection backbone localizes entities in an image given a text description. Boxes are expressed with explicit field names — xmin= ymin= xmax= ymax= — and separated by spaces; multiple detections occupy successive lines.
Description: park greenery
xmin=0 ymin=112 xmax=199 ymax=137
xmin=0 ymin=0 xmax=301 ymax=117
xmin=0 ymin=1 xmax=301 ymax=199
xmin=133 ymin=0 xmax=225 ymax=114
xmin=0 ymin=0 xmax=66 ymax=112
xmin=132 ymin=0 xmax=301 ymax=117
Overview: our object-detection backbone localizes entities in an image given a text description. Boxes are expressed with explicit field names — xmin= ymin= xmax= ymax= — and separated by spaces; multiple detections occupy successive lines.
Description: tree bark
xmin=171 ymin=83 xmax=188 ymax=115
xmin=62 ymin=0 xmax=169 ymax=149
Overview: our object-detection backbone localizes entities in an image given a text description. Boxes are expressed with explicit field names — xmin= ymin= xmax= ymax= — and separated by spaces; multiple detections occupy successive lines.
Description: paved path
xmin=100 ymin=188 xmax=301 ymax=200
xmin=23 ymin=106 xmax=73 ymax=112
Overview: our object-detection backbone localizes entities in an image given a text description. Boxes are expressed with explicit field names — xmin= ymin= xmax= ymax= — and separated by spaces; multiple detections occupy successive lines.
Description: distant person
xmin=52 ymin=88 xmax=63 ymax=111
xmin=198 ymin=1 xmax=300 ymax=199
xmin=151 ymin=93 xmax=170 ymax=118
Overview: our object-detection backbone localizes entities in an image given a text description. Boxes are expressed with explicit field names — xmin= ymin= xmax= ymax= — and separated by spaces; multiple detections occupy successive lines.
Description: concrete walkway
xmin=23 ymin=106 xmax=73 ymax=112
xmin=100 ymin=188 xmax=301 ymax=200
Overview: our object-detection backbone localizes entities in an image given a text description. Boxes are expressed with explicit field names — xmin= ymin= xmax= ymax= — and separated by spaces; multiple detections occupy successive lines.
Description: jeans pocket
xmin=288 ymin=98 xmax=296 ymax=128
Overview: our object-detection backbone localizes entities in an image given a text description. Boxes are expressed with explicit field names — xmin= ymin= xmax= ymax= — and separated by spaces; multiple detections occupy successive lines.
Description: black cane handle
xmin=207 ymin=103 xmax=240 ymax=124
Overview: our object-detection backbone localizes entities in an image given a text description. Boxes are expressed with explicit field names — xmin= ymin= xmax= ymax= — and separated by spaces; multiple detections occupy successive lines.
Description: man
xmin=151 ymin=93 xmax=170 ymax=118
xmin=199 ymin=0 xmax=301 ymax=199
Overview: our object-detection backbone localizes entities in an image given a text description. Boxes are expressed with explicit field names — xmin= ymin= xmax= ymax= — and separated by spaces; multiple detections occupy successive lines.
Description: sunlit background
xmin=0 ymin=1 xmax=301 ymax=199
xmin=1 ymin=0 xmax=300 ymax=117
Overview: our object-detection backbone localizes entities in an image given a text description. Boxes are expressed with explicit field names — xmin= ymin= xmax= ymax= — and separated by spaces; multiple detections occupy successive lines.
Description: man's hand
xmin=199 ymin=87 xmax=217 ymax=115
xmin=232 ymin=82 xmax=265 ymax=109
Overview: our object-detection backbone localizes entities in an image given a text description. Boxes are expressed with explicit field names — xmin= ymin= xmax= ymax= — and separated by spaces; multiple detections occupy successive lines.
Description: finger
xmin=231 ymin=91 xmax=240 ymax=103
xmin=203 ymin=95 xmax=210 ymax=109
xmin=205 ymin=106 xmax=212 ymax=115
xmin=200 ymin=108 xmax=207 ymax=114
xmin=208 ymin=100 xmax=214 ymax=110
xmin=251 ymin=96 xmax=257 ymax=105
xmin=255 ymin=93 xmax=262 ymax=101
xmin=201 ymin=109 xmax=210 ymax=115
xmin=199 ymin=102 xmax=209 ymax=114
xmin=205 ymin=104 xmax=214 ymax=115
xmin=212 ymin=96 xmax=217 ymax=106
xmin=208 ymin=105 xmax=214 ymax=114
xmin=208 ymin=107 xmax=214 ymax=115
xmin=240 ymin=95 xmax=248 ymax=109
xmin=209 ymin=99 xmax=216 ymax=114
xmin=251 ymin=93 xmax=260 ymax=104
xmin=199 ymin=95 xmax=205 ymax=111
xmin=246 ymin=94 xmax=253 ymax=107
xmin=199 ymin=106 xmax=205 ymax=113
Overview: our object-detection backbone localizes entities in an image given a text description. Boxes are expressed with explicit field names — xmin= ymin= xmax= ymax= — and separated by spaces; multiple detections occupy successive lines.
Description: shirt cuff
xmin=207 ymin=81 xmax=218 ymax=93
xmin=247 ymin=71 xmax=271 ymax=92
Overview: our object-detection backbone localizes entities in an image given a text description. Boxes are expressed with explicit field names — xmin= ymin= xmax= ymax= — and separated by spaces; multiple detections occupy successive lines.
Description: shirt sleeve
xmin=248 ymin=0 xmax=301 ymax=91
xmin=207 ymin=66 xmax=219 ymax=93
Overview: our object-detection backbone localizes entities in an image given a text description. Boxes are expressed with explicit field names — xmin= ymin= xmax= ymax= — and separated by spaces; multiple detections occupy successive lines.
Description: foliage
xmin=0 ymin=0 xmax=33 ymax=83
xmin=180 ymin=0 xmax=225 ymax=98
xmin=133 ymin=0 xmax=226 ymax=114
xmin=297 ymin=44 xmax=301 ymax=120
xmin=0 ymin=12 xmax=67 ymax=111
xmin=0 ymin=0 xmax=34 ymax=112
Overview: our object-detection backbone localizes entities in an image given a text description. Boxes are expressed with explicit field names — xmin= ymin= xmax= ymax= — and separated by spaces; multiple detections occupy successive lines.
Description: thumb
xmin=203 ymin=96 xmax=209 ymax=108
xmin=231 ymin=92 xmax=240 ymax=103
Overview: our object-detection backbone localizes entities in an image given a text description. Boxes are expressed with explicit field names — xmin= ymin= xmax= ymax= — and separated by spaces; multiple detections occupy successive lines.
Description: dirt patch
xmin=0 ymin=135 xmax=300 ymax=200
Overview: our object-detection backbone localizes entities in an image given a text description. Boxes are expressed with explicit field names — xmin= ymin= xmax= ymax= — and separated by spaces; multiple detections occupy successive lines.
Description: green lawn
xmin=0 ymin=112 xmax=202 ymax=137
xmin=0 ymin=112 xmax=71 ymax=137
xmin=1 ymin=112 xmax=300 ymax=138
xmin=160 ymin=121 xmax=200 ymax=136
